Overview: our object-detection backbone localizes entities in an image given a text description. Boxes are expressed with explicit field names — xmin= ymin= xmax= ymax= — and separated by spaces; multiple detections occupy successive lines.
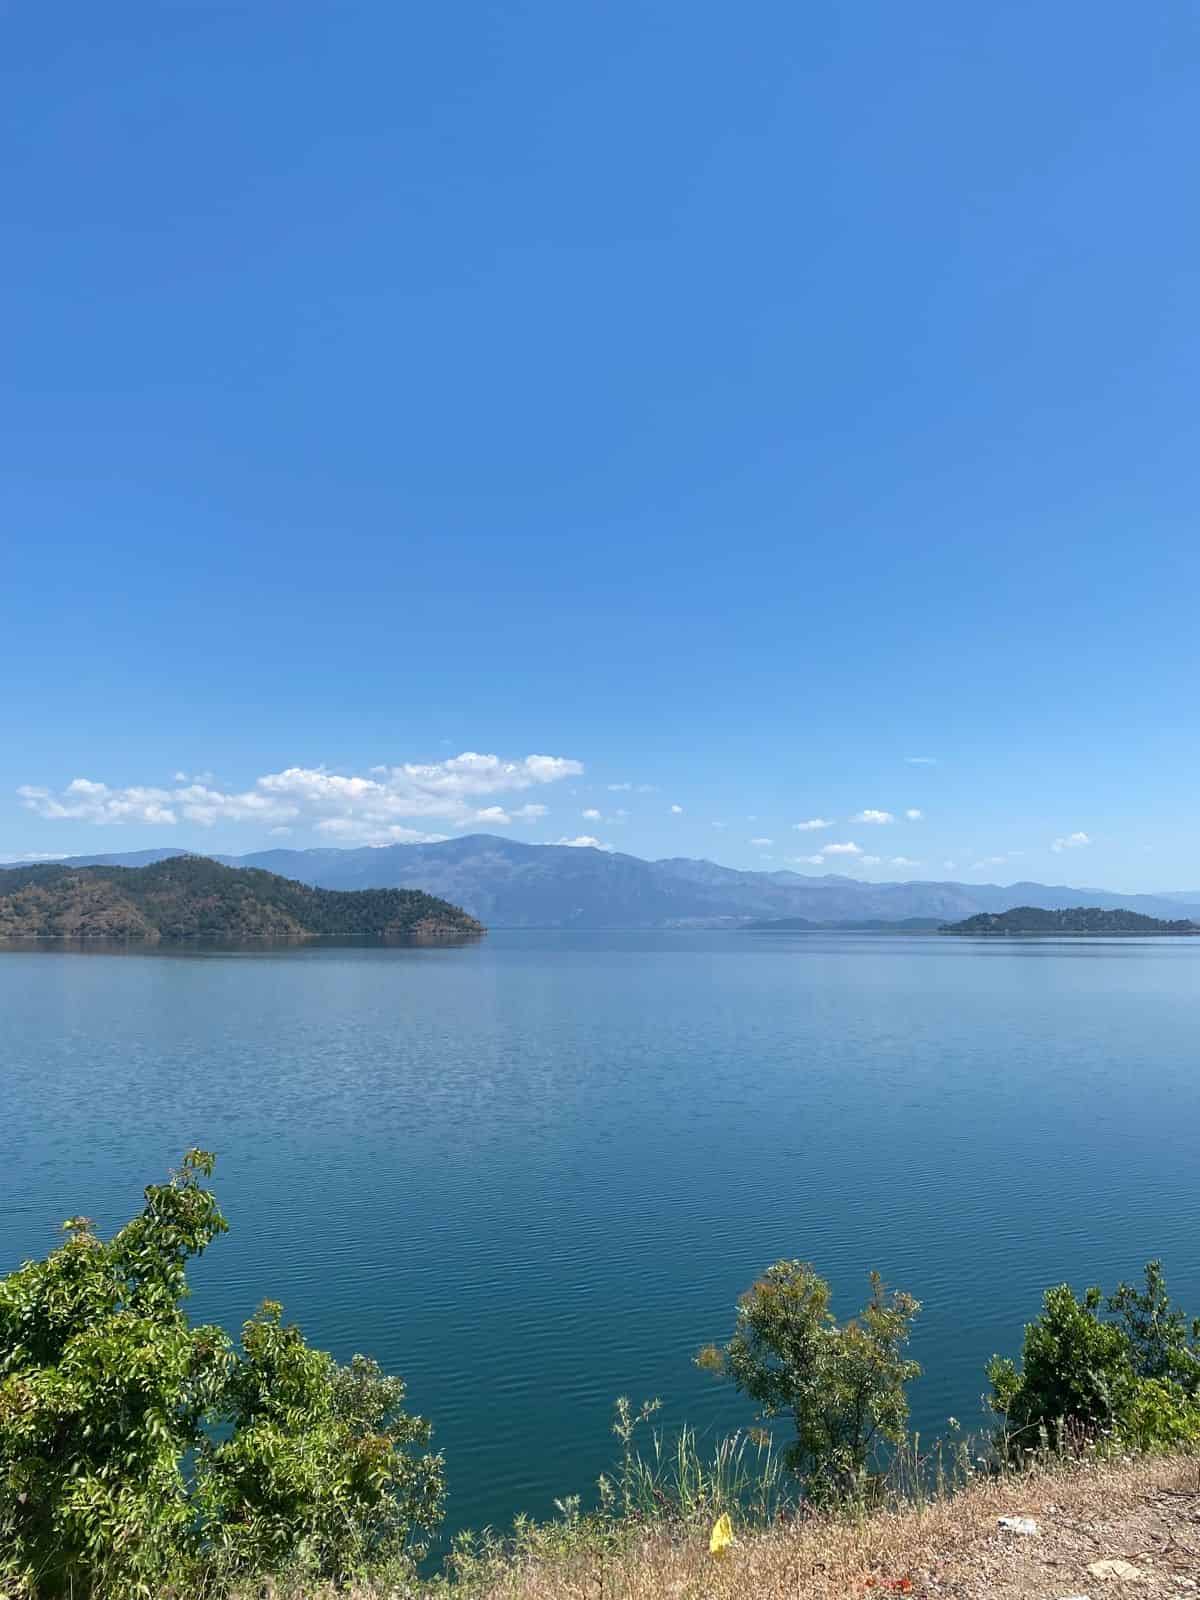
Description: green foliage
xmin=986 ymin=1283 xmax=1133 ymax=1443
xmin=198 ymin=1307 xmax=444 ymax=1577
xmin=1108 ymin=1259 xmax=1200 ymax=1393
xmin=0 ymin=1151 xmax=231 ymax=1597
xmin=0 ymin=1154 xmax=443 ymax=1598
xmin=0 ymin=854 xmax=482 ymax=941
xmin=697 ymin=1260 xmax=921 ymax=1502
xmin=1119 ymin=1377 xmax=1200 ymax=1453
xmin=987 ymin=1262 xmax=1200 ymax=1457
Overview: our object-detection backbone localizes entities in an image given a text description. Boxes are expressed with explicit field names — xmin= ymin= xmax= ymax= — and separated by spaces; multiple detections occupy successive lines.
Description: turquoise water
xmin=3 ymin=931 xmax=1199 ymax=1536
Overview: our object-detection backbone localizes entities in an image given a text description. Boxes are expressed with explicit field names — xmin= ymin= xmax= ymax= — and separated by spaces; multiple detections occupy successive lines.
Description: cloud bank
xmin=18 ymin=753 xmax=583 ymax=847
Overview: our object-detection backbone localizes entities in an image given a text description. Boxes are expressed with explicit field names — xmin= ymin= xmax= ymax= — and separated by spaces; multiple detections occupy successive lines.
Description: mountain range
xmin=11 ymin=836 xmax=1200 ymax=928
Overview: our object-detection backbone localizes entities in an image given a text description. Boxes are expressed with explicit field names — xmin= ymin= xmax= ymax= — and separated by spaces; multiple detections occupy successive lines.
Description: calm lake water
xmin=3 ymin=931 xmax=1199 ymax=1536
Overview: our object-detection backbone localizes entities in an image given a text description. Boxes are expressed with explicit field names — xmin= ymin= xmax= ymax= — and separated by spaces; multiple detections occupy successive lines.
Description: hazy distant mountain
xmin=13 ymin=836 xmax=1200 ymax=928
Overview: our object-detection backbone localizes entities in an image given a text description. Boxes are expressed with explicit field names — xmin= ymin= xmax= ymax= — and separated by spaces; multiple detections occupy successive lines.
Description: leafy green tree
xmin=0 ymin=1151 xmax=231 ymax=1597
xmin=1108 ymin=1259 xmax=1200 ymax=1393
xmin=986 ymin=1282 xmax=1133 ymax=1446
xmin=987 ymin=1264 xmax=1200 ymax=1455
xmin=697 ymin=1260 xmax=920 ymax=1501
xmin=197 ymin=1305 xmax=444 ymax=1577
xmin=0 ymin=1154 xmax=443 ymax=1598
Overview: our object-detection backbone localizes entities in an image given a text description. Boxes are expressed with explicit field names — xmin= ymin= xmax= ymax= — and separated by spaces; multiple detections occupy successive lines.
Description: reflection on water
xmin=0 ymin=932 xmax=484 ymax=956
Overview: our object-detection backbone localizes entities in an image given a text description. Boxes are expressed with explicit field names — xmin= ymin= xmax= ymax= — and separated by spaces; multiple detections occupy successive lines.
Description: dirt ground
xmin=900 ymin=1453 xmax=1200 ymax=1599
xmin=466 ymin=1452 xmax=1200 ymax=1600
xmin=250 ymin=1453 xmax=1200 ymax=1600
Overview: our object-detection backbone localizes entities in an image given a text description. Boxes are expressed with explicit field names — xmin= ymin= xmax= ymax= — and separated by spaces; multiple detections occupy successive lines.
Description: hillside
xmin=941 ymin=905 xmax=1200 ymax=936
xmin=0 ymin=855 xmax=483 ymax=941
xmin=12 ymin=837 xmax=1200 ymax=929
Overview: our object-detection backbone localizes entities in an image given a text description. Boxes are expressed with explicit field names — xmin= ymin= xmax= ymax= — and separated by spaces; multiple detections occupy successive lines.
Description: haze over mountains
xmin=14 ymin=836 xmax=1200 ymax=929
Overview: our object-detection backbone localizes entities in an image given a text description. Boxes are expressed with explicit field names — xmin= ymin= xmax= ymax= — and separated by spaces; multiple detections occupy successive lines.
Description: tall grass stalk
xmin=615 ymin=1420 xmax=790 ymax=1526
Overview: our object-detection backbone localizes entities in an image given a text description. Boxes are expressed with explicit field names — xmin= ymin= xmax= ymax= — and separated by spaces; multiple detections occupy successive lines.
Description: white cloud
xmin=712 ymin=820 xmax=727 ymax=830
xmin=1051 ymin=831 xmax=1092 ymax=852
xmin=670 ymin=804 xmax=684 ymax=815
xmin=474 ymin=806 xmax=512 ymax=825
xmin=854 ymin=809 xmax=894 ymax=825
xmin=904 ymin=808 xmax=923 ymax=821
xmin=905 ymin=756 xmax=937 ymax=766
xmin=313 ymin=819 xmax=450 ymax=845
xmin=859 ymin=855 xmax=883 ymax=866
xmin=971 ymin=856 xmax=1011 ymax=869
xmin=824 ymin=841 xmax=862 ymax=856
xmin=890 ymin=856 xmax=921 ymax=867
xmin=792 ymin=818 xmax=832 ymax=832
xmin=791 ymin=854 xmax=826 ymax=866
xmin=511 ymin=803 xmax=548 ymax=821
xmin=607 ymin=782 xmax=632 ymax=792
xmin=16 ymin=751 xmax=583 ymax=844
xmin=749 ymin=837 xmax=774 ymax=847
xmin=553 ymin=835 xmax=610 ymax=850
xmin=582 ymin=808 xmax=602 ymax=820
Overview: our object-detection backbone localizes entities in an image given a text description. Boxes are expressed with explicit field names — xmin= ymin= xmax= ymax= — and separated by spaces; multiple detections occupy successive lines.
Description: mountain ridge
xmin=7 ymin=836 xmax=1200 ymax=928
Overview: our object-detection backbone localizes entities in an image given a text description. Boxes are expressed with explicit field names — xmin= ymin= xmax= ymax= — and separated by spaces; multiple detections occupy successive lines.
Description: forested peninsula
xmin=0 ymin=855 xmax=484 ymax=941
xmin=941 ymin=905 xmax=1199 ymax=936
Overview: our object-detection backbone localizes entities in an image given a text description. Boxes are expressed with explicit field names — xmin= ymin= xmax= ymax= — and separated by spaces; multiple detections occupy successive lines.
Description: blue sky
xmin=3 ymin=2 xmax=1198 ymax=889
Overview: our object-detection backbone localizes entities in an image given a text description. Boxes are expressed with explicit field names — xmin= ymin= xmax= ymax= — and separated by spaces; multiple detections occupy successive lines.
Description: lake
xmin=3 ymin=930 xmax=1198 ymax=1537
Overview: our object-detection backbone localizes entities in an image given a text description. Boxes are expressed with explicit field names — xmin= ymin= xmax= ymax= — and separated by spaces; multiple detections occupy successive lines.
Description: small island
xmin=940 ymin=905 xmax=1200 ymax=937
xmin=0 ymin=855 xmax=484 ymax=942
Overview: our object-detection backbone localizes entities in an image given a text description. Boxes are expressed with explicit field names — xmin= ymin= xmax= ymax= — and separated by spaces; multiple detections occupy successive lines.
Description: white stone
xmin=997 ymin=1515 xmax=1039 ymax=1535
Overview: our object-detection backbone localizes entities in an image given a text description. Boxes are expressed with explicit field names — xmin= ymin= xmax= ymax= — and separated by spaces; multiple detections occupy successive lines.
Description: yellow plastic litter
xmin=709 ymin=1513 xmax=734 ymax=1558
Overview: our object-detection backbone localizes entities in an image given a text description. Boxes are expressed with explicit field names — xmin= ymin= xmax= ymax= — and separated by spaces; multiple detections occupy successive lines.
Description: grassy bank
xmin=233 ymin=1449 xmax=1200 ymax=1600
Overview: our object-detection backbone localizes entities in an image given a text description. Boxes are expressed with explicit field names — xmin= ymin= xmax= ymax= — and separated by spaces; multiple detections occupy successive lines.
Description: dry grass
xmin=245 ymin=1452 xmax=1200 ymax=1600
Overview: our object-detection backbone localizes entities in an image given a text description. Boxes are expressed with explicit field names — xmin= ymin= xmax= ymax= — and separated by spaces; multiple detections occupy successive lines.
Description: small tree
xmin=0 ymin=1154 xmax=443 ymax=1598
xmin=987 ymin=1263 xmax=1200 ymax=1455
xmin=197 ymin=1306 xmax=445 ymax=1577
xmin=697 ymin=1260 xmax=920 ymax=1502
xmin=1108 ymin=1260 xmax=1200 ymax=1394
xmin=986 ymin=1282 xmax=1133 ymax=1448
xmin=0 ymin=1151 xmax=231 ymax=1597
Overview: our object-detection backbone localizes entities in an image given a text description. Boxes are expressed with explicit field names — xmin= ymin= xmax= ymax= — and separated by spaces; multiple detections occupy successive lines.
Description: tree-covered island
xmin=0 ymin=854 xmax=484 ymax=941
xmin=940 ymin=905 xmax=1199 ymax=936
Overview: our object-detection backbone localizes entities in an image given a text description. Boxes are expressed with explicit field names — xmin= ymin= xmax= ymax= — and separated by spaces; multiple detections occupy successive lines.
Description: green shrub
xmin=986 ymin=1282 xmax=1133 ymax=1445
xmin=197 ymin=1307 xmax=444 ymax=1578
xmin=987 ymin=1262 xmax=1200 ymax=1457
xmin=1109 ymin=1259 xmax=1200 ymax=1394
xmin=1120 ymin=1377 xmax=1200 ymax=1452
xmin=0 ymin=1153 xmax=443 ymax=1598
xmin=697 ymin=1260 xmax=920 ymax=1502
